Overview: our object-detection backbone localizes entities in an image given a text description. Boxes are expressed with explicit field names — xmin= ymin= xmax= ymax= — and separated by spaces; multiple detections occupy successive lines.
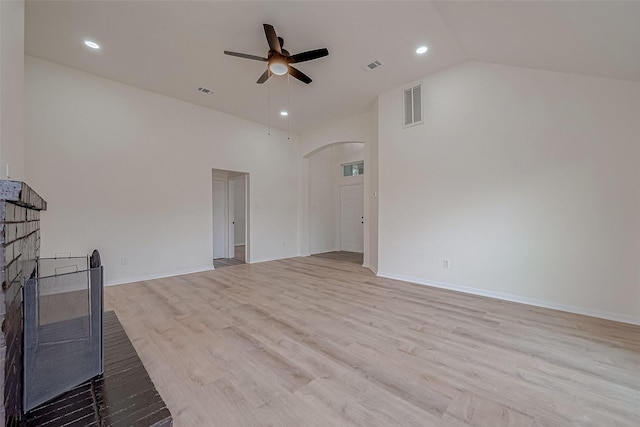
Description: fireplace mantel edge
xmin=0 ymin=180 xmax=47 ymax=211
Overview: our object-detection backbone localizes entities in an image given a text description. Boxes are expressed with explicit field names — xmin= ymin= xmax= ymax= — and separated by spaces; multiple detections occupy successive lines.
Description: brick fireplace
xmin=0 ymin=180 xmax=47 ymax=426
xmin=0 ymin=181 xmax=171 ymax=426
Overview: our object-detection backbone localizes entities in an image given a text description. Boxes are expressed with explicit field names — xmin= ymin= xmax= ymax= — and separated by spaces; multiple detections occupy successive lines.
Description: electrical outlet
xmin=121 ymin=257 xmax=128 ymax=265
xmin=443 ymin=258 xmax=450 ymax=269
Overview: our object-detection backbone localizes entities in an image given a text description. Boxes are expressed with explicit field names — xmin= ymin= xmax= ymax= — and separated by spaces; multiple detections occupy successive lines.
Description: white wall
xmin=378 ymin=61 xmax=640 ymax=323
xmin=308 ymin=147 xmax=336 ymax=254
xmin=299 ymin=112 xmax=371 ymax=157
xmin=368 ymin=100 xmax=379 ymax=272
xmin=25 ymin=56 xmax=300 ymax=285
xmin=333 ymin=143 xmax=364 ymax=171
xmin=0 ymin=0 xmax=26 ymax=181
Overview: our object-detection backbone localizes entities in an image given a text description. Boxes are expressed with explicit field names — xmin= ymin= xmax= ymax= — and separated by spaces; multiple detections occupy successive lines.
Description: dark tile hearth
xmin=23 ymin=311 xmax=172 ymax=427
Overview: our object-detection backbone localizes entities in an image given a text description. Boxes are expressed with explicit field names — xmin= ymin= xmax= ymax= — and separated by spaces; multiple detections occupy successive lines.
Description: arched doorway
xmin=304 ymin=141 xmax=366 ymax=264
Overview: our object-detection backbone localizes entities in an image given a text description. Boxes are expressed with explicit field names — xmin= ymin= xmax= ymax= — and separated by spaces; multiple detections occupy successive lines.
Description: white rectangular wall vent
xmin=403 ymin=83 xmax=423 ymax=127
xmin=364 ymin=60 xmax=383 ymax=71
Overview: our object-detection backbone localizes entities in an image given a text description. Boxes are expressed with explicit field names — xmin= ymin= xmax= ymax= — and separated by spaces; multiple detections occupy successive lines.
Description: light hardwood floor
xmin=311 ymin=250 xmax=364 ymax=265
xmin=213 ymin=245 xmax=246 ymax=269
xmin=105 ymin=257 xmax=640 ymax=427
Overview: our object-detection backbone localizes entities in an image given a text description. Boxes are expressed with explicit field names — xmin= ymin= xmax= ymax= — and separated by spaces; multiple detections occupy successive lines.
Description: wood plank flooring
xmin=311 ymin=251 xmax=363 ymax=265
xmin=234 ymin=245 xmax=245 ymax=261
xmin=104 ymin=257 xmax=640 ymax=427
xmin=212 ymin=257 xmax=245 ymax=268
xmin=213 ymin=245 xmax=246 ymax=269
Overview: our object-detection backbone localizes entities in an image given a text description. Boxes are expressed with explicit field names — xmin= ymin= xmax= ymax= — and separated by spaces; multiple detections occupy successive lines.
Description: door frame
xmin=212 ymin=178 xmax=230 ymax=259
xmin=212 ymin=170 xmax=251 ymax=263
xmin=229 ymin=174 xmax=248 ymax=262
xmin=227 ymin=179 xmax=235 ymax=258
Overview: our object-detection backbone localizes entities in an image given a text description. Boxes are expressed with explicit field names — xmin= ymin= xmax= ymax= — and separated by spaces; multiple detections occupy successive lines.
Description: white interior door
xmin=212 ymin=180 xmax=227 ymax=259
xmin=231 ymin=175 xmax=247 ymax=246
xmin=340 ymin=184 xmax=364 ymax=253
xmin=227 ymin=179 xmax=235 ymax=257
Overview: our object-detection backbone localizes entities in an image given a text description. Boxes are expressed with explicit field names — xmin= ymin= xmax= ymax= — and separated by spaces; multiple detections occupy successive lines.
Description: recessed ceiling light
xmin=416 ymin=46 xmax=428 ymax=54
xmin=280 ymin=111 xmax=288 ymax=116
xmin=84 ymin=40 xmax=100 ymax=50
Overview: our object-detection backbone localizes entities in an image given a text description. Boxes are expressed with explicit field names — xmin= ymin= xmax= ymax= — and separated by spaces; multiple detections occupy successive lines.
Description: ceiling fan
xmin=224 ymin=24 xmax=329 ymax=85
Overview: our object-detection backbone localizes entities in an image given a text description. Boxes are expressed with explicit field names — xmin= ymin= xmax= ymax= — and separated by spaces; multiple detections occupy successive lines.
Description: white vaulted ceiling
xmin=434 ymin=1 xmax=640 ymax=82
xmin=24 ymin=1 xmax=640 ymax=134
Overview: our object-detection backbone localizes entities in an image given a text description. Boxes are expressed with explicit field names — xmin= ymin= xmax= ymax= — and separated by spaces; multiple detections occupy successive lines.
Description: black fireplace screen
xmin=23 ymin=255 xmax=103 ymax=412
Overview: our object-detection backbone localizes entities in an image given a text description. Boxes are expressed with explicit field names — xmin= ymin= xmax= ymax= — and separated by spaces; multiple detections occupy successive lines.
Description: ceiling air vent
xmin=403 ymin=83 xmax=423 ymax=127
xmin=197 ymin=87 xmax=211 ymax=94
xmin=364 ymin=60 xmax=383 ymax=71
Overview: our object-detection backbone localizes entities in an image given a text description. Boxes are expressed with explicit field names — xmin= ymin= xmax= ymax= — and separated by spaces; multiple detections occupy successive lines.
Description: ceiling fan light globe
xmin=269 ymin=62 xmax=288 ymax=76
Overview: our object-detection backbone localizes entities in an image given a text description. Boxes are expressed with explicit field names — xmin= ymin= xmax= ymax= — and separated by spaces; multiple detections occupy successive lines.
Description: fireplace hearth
xmin=1 ymin=181 xmax=171 ymax=426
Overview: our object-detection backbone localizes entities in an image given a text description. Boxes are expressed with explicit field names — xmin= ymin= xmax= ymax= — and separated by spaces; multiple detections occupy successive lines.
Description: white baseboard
xmin=378 ymin=272 xmax=640 ymax=326
xmin=106 ymin=266 xmax=215 ymax=287
xmin=368 ymin=265 xmax=378 ymax=275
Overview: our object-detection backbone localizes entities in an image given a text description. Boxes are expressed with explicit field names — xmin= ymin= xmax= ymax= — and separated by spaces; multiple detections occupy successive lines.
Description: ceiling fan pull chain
xmin=267 ymin=79 xmax=271 ymax=136
xmin=287 ymin=74 xmax=290 ymax=140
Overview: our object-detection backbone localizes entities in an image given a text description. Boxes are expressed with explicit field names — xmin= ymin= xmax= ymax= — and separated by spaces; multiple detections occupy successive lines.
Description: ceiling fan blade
xmin=289 ymin=66 xmax=312 ymax=84
xmin=289 ymin=48 xmax=329 ymax=64
xmin=224 ymin=51 xmax=268 ymax=62
xmin=256 ymin=69 xmax=271 ymax=84
xmin=263 ymin=24 xmax=282 ymax=54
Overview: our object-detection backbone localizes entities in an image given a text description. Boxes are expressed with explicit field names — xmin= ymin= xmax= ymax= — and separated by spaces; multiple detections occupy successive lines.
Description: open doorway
xmin=212 ymin=169 xmax=249 ymax=268
xmin=307 ymin=142 xmax=365 ymax=265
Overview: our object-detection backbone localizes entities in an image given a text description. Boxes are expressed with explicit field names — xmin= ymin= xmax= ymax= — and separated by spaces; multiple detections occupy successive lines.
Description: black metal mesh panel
xmin=23 ymin=257 xmax=103 ymax=412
